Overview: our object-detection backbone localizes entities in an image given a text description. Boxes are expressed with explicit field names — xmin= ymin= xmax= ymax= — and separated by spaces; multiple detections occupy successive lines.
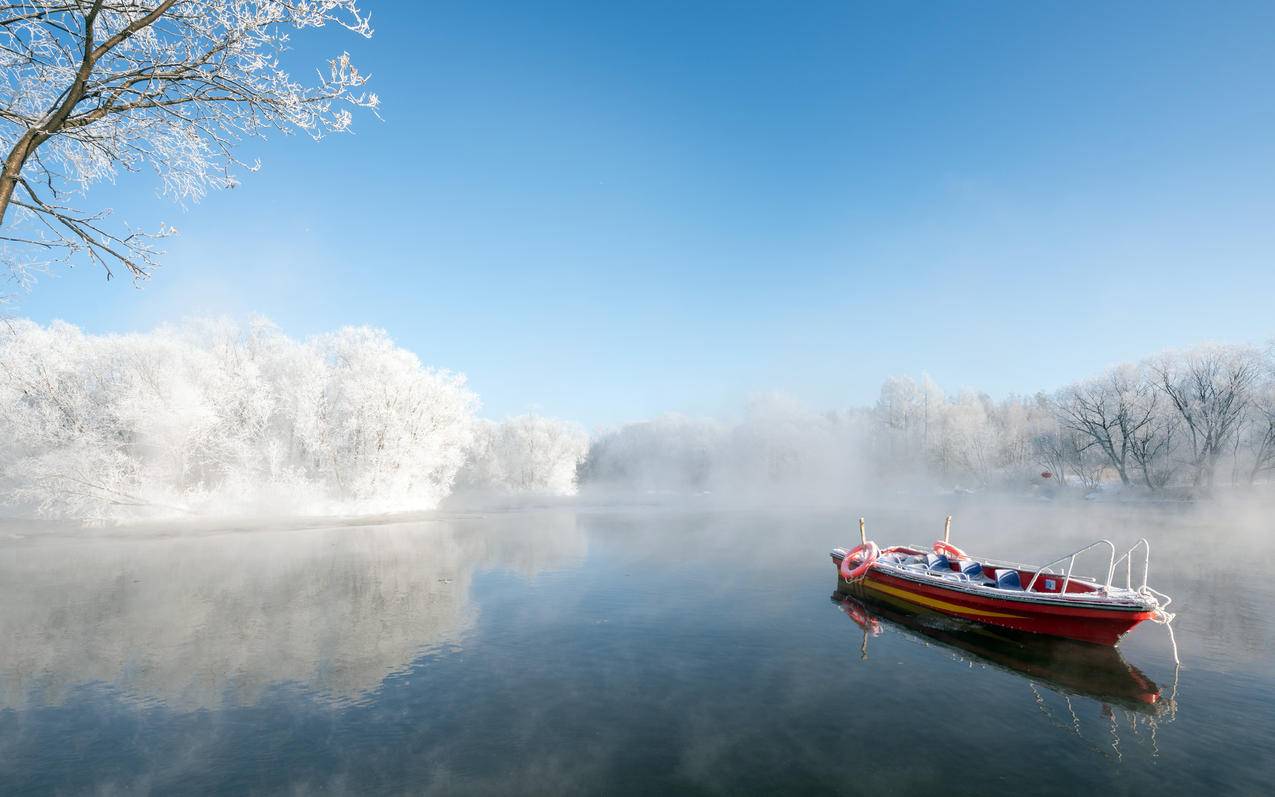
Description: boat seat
xmin=995 ymin=569 xmax=1022 ymax=590
xmin=958 ymin=560 xmax=985 ymax=578
xmin=926 ymin=553 xmax=951 ymax=572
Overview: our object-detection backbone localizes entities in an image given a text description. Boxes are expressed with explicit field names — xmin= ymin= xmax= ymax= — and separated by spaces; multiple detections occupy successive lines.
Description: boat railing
xmin=1024 ymin=539 xmax=1118 ymax=594
xmin=1110 ymin=538 xmax=1151 ymax=591
xmin=1023 ymin=538 xmax=1156 ymax=594
xmin=898 ymin=521 xmax=1179 ymax=664
xmin=901 ymin=538 xmax=1153 ymax=595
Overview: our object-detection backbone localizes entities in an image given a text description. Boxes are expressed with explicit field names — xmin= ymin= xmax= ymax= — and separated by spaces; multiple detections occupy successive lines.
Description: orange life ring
xmin=840 ymin=541 xmax=880 ymax=581
xmin=932 ymin=540 xmax=967 ymax=560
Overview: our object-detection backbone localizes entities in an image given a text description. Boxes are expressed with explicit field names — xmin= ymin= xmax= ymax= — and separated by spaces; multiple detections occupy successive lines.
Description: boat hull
xmin=831 ymin=552 xmax=1152 ymax=646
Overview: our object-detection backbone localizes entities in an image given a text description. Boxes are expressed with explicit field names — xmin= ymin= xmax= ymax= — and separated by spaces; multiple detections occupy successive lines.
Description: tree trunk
xmin=0 ymin=1 xmax=106 ymax=226
xmin=0 ymin=132 xmax=38 ymax=226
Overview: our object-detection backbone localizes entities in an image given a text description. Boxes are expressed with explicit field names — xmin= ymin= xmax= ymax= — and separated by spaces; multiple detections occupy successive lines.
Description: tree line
xmin=869 ymin=344 xmax=1275 ymax=493
xmin=4 ymin=317 xmax=1271 ymax=522
xmin=0 ymin=318 xmax=587 ymax=522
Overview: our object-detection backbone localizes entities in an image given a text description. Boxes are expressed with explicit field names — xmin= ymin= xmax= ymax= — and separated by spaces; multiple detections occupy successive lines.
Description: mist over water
xmin=0 ymin=513 xmax=586 ymax=711
xmin=3 ymin=318 xmax=1275 ymax=793
xmin=1 ymin=499 xmax=1272 ymax=793
xmin=579 ymin=397 xmax=871 ymax=506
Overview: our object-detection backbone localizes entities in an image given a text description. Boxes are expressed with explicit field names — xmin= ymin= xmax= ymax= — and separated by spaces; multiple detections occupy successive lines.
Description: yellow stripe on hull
xmin=863 ymin=579 xmax=1028 ymax=619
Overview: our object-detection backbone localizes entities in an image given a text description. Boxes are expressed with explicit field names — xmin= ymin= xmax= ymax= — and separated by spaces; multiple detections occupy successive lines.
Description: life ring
xmin=932 ymin=540 xmax=967 ymax=560
xmin=840 ymin=541 xmax=880 ymax=581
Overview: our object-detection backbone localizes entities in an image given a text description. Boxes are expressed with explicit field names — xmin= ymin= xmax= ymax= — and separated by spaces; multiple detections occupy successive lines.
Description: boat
xmin=829 ymin=517 xmax=1176 ymax=647
xmin=832 ymin=591 xmax=1167 ymax=714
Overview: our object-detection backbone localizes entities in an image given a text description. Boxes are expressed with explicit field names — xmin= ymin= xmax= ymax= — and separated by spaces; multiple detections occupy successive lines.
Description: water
xmin=1 ymin=500 xmax=1272 ymax=794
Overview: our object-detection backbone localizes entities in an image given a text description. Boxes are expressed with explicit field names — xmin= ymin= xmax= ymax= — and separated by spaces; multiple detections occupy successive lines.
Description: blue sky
xmin=12 ymin=1 xmax=1275 ymax=427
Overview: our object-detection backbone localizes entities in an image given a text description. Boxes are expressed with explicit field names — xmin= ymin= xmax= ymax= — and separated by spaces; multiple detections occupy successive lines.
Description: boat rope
xmin=1138 ymin=585 xmax=1180 ymax=665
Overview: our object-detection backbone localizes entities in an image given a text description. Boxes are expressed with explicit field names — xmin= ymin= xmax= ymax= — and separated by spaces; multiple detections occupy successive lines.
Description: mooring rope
xmin=1139 ymin=585 xmax=1180 ymax=665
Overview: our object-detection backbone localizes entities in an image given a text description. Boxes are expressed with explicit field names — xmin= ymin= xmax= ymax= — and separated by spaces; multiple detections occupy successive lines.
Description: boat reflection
xmin=832 ymin=588 xmax=1173 ymax=717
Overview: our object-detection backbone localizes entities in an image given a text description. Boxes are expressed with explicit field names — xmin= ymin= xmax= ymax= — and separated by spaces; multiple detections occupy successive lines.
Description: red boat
xmin=830 ymin=518 xmax=1176 ymax=647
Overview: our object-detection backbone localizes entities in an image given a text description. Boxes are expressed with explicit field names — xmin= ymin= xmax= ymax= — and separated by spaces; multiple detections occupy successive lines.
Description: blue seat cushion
xmin=996 ymin=569 xmax=1022 ymax=590
xmin=960 ymin=560 xmax=984 ymax=578
xmin=927 ymin=553 xmax=950 ymax=571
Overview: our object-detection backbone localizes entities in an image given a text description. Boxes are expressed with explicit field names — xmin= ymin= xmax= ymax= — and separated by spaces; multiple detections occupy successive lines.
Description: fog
xmin=579 ymin=395 xmax=871 ymax=506
xmin=2 ymin=317 xmax=1274 ymax=524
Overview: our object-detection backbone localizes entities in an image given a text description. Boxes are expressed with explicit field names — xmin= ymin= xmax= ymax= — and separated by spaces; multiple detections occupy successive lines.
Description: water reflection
xmin=2 ymin=503 xmax=1271 ymax=793
xmin=0 ymin=511 xmax=586 ymax=710
xmin=832 ymin=589 xmax=1171 ymax=713
xmin=832 ymin=587 xmax=1179 ymax=760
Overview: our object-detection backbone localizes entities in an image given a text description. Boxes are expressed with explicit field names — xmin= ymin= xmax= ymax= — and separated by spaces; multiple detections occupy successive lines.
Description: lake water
xmin=1 ymin=500 xmax=1271 ymax=794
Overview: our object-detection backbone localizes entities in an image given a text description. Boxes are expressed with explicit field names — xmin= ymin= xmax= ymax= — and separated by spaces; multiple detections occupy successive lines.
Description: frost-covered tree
xmin=1150 ymin=346 xmax=1258 ymax=490
xmin=937 ymin=391 xmax=997 ymax=486
xmin=1032 ymin=425 xmax=1105 ymax=488
xmin=455 ymin=415 xmax=589 ymax=496
xmin=0 ymin=1 xmax=376 ymax=287
xmin=863 ymin=345 xmax=1275 ymax=494
xmin=0 ymin=318 xmax=475 ymax=521
xmin=307 ymin=326 xmax=477 ymax=511
xmin=1050 ymin=365 xmax=1182 ymax=490
xmin=1242 ymin=388 xmax=1275 ymax=485
xmin=872 ymin=375 xmax=942 ymax=477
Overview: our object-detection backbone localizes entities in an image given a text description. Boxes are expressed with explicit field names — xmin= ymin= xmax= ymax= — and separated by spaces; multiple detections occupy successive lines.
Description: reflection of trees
xmin=0 ymin=511 xmax=586 ymax=710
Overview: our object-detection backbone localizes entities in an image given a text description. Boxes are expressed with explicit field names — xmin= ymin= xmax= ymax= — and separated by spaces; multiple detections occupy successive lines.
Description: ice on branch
xmin=0 ymin=318 xmax=476 ymax=521
xmin=0 ymin=1 xmax=377 ymax=285
xmin=455 ymin=415 xmax=590 ymax=497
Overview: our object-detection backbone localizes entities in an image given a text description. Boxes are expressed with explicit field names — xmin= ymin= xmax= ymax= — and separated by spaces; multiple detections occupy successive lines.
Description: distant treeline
xmin=2 ymin=318 xmax=1270 ymax=522
xmin=867 ymin=344 xmax=1274 ymax=493
xmin=581 ymin=345 xmax=1275 ymax=499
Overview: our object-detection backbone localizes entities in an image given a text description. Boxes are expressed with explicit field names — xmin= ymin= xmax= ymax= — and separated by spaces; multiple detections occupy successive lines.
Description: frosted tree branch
xmin=0 ymin=0 xmax=377 ymax=288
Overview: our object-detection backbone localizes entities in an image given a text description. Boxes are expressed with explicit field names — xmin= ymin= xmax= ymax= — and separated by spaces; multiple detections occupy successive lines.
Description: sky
xmin=10 ymin=1 xmax=1275 ymax=428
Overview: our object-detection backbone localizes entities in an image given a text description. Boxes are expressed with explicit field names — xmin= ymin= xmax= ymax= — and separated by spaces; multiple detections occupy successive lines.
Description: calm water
xmin=1 ymin=501 xmax=1272 ymax=795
